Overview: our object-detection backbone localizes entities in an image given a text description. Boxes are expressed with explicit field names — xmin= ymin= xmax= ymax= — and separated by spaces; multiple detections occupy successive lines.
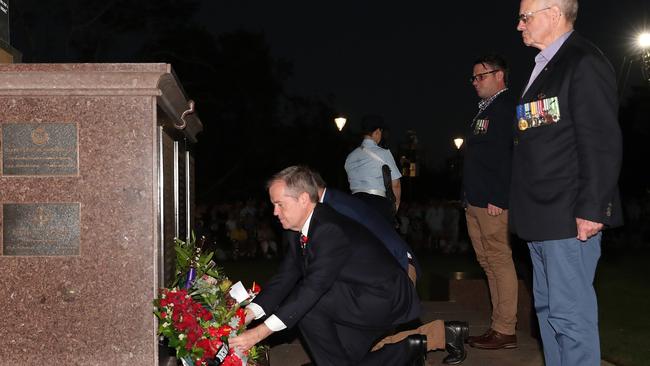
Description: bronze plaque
xmin=2 ymin=123 xmax=78 ymax=176
xmin=2 ymin=203 xmax=80 ymax=256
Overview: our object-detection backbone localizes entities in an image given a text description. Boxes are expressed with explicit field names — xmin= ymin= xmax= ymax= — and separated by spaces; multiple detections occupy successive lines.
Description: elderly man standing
xmin=512 ymin=1 xmax=623 ymax=365
xmin=463 ymin=54 xmax=518 ymax=350
xmin=230 ymin=166 xmax=426 ymax=365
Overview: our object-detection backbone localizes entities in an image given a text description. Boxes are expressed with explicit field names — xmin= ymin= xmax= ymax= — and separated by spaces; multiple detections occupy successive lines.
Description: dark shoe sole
xmin=470 ymin=343 xmax=518 ymax=350
xmin=443 ymin=356 xmax=467 ymax=365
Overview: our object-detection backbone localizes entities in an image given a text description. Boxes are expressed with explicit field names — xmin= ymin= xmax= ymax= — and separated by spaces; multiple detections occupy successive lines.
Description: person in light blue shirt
xmin=344 ymin=114 xmax=401 ymax=223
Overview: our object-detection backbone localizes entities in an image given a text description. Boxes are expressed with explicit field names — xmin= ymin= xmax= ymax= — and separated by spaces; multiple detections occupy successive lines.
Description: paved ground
xmin=268 ymin=301 xmax=616 ymax=366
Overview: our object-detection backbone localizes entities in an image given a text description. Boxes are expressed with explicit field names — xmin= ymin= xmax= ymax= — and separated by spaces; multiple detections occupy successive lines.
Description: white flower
xmin=162 ymin=322 xmax=170 ymax=328
xmin=178 ymin=334 xmax=186 ymax=340
xmin=228 ymin=316 xmax=240 ymax=329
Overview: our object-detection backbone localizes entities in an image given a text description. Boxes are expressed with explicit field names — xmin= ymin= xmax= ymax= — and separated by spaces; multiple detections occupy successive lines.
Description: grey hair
xmin=544 ymin=0 xmax=578 ymax=24
xmin=267 ymin=165 xmax=321 ymax=203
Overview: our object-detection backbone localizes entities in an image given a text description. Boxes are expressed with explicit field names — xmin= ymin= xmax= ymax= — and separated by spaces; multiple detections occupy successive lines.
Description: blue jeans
xmin=528 ymin=234 xmax=601 ymax=366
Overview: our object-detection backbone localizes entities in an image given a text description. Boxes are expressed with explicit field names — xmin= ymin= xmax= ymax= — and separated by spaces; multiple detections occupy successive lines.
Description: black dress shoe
xmin=405 ymin=334 xmax=427 ymax=366
xmin=443 ymin=320 xmax=469 ymax=365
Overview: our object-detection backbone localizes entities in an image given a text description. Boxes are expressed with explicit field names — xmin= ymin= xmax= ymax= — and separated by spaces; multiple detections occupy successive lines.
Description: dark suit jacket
xmin=510 ymin=31 xmax=623 ymax=241
xmin=322 ymin=188 xmax=421 ymax=278
xmin=254 ymin=204 xmax=420 ymax=330
xmin=463 ymin=90 xmax=515 ymax=209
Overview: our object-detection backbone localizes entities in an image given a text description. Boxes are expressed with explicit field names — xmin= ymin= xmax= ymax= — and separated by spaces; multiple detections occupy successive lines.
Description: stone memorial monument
xmin=0 ymin=63 xmax=202 ymax=365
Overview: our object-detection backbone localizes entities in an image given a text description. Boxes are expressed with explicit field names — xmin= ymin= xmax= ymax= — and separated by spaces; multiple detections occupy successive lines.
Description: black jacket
xmin=254 ymin=203 xmax=420 ymax=329
xmin=463 ymin=90 xmax=515 ymax=209
xmin=323 ymin=188 xmax=421 ymax=278
xmin=510 ymin=32 xmax=623 ymax=241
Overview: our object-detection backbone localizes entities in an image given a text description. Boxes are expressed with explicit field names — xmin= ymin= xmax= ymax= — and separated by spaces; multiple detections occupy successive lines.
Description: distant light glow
xmin=334 ymin=117 xmax=347 ymax=131
xmin=453 ymin=137 xmax=464 ymax=150
xmin=639 ymin=32 xmax=650 ymax=49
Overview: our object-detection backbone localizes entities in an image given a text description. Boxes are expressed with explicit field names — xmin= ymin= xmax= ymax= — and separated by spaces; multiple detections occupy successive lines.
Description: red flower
xmin=236 ymin=308 xmax=246 ymax=327
xmin=299 ymin=235 xmax=309 ymax=249
xmin=250 ymin=281 xmax=261 ymax=294
xmin=215 ymin=325 xmax=233 ymax=338
xmin=196 ymin=338 xmax=217 ymax=359
xmin=199 ymin=308 xmax=213 ymax=321
xmin=221 ymin=351 xmax=242 ymax=366
xmin=175 ymin=314 xmax=199 ymax=332
xmin=209 ymin=337 xmax=223 ymax=351
xmin=207 ymin=326 xmax=219 ymax=338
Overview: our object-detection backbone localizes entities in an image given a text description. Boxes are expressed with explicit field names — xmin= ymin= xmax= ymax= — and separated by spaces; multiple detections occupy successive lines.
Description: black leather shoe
xmin=443 ymin=321 xmax=469 ymax=365
xmin=405 ymin=334 xmax=427 ymax=366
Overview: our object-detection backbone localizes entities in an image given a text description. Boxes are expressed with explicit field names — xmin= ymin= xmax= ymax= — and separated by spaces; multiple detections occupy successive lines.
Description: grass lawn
xmin=220 ymin=248 xmax=650 ymax=366
xmin=596 ymin=249 xmax=650 ymax=366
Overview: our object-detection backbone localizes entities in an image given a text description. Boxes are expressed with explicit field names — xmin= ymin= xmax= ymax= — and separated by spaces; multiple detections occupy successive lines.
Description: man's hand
xmin=487 ymin=203 xmax=504 ymax=216
xmin=229 ymin=324 xmax=273 ymax=353
xmin=576 ymin=218 xmax=603 ymax=241
xmin=244 ymin=307 xmax=255 ymax=326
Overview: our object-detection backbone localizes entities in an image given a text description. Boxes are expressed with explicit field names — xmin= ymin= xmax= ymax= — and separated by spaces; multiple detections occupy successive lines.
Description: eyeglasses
xmin=517 ymin=7 xmax=551 ymax=24
xmin=470 ymin=70 xmax=500 ymax=83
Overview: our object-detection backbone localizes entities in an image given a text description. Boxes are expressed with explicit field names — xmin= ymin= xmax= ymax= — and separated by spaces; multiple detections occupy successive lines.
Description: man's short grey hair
xmin=267 ymin=165 xmax=321 ymax=202
xmin=544 ymin=0 xmax=578 ymax=24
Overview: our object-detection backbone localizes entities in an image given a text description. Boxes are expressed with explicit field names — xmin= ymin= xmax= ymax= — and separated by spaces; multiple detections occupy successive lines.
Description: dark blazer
xmin=322 ymin=188 xmax=421 ymax=278
xmin=254 ymin=203 xmax=420 ymax=330
xmin=510 ymin=31 xmax=623 ymax=241
xmin=463 ymin=90 xmax=515 ymax=209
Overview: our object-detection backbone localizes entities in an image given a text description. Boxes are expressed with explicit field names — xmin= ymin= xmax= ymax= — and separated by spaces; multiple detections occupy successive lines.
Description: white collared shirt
xmin=247 ymin=207 xmax=315 ymax=332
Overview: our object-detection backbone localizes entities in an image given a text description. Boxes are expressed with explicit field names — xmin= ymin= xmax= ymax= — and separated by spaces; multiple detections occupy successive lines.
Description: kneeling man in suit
xmin=230 ymin=165 xmax=426 ymax=365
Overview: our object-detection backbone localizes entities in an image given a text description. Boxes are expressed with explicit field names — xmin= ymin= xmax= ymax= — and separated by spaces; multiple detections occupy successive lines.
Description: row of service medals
xmin=517 ymin=96 xmax=560 ymax=131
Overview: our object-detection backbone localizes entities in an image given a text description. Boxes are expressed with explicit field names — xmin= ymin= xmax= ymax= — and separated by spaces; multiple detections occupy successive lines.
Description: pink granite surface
xmin=0 ymin=64 xmax=176 ymax=365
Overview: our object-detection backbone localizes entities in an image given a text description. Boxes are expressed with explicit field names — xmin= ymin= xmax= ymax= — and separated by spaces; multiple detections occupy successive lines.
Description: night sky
xmin=196 ymin=0 xmax=649 ymax=166
xmin=9 ymin=0 xmax=650 ymax=167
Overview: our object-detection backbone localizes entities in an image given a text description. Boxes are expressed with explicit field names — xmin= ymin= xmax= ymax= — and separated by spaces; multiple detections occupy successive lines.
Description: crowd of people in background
xmin=193 ymin=197 xmax=476 ymax=262
xmin=194 ymin=198 xmax=278 ymax=261
xmin=193 ymin=192 xmax=650 ymax=264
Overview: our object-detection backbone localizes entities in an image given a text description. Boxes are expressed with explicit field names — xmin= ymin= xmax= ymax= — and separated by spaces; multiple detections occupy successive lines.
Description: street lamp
xmin=453 ymin=137 xmax=464 ymax=150
xmin=334 ymin=116 xmax=347 ymax=131
xmin=638 ymin=31 xmax=650 ymax=83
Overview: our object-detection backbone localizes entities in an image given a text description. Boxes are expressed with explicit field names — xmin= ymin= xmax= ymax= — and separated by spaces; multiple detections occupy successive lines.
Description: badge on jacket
xmin=517 ymin=96 xmax=560 ymax=131
xmin=473 ymin=119 xmax=489 ymax=135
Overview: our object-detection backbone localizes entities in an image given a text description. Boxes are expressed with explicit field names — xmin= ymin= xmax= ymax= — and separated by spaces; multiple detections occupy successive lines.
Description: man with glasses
xmin=462 ymin=54 xmax=518 ymax=351
xmin=511 ymin=1 xmax=623 ymax=365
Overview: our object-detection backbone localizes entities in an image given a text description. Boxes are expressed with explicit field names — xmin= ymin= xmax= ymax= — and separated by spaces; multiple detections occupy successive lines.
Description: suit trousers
xmin=528 ymin=234 xmax=601 ymax=366
xmin=353 ymin=192 xmax=396 ymax=225
xmin=465 ymin=204 xmax=518 ymax=334
xmin=298 ymin=299 xmax=412 ymax=366
xmin=371 ymin=320 xmax=445 ymax=352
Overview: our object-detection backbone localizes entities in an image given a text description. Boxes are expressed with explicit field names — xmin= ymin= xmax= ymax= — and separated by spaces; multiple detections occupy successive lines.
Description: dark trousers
xmin=353 ymin=192 xmax=395 ymax=225
xmin=298 ymin=301 xmax=413 ymax=366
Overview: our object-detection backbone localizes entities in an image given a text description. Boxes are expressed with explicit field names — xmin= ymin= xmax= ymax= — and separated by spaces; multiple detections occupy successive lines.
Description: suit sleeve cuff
xmin=247 ymin=303 xmax=266 ymax=320
xmin=264 ymin=315 xmax=287 ymax=332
